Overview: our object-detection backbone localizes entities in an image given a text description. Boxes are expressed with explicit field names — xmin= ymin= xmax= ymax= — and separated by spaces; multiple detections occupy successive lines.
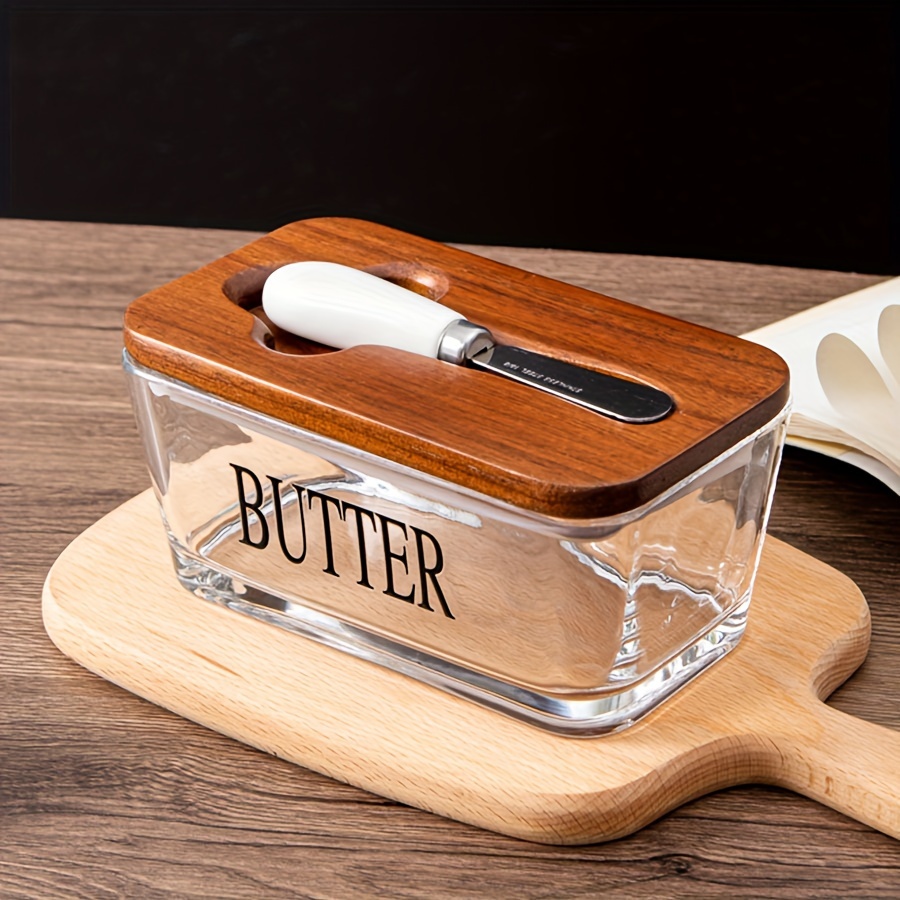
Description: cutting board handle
xmin=774 ymin=696 xmax=900 ymax=838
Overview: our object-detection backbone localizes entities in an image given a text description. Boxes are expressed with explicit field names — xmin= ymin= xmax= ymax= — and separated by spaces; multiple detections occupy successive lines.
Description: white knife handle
xmin=262 ymin=261 xmax=465 ymax=358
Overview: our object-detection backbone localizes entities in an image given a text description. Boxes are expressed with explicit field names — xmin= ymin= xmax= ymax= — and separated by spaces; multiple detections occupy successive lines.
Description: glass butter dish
xmin=123 ymin=217 xmax=790 ymax=735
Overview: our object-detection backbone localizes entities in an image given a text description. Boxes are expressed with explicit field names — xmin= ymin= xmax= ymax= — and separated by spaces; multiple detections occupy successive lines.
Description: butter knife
xmin=262 ymin=261 xmax=674 ymax=424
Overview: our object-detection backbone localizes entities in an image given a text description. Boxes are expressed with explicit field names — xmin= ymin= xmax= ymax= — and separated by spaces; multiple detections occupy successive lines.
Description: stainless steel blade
xmin=469 ymin=344 xmax=674 ymax=423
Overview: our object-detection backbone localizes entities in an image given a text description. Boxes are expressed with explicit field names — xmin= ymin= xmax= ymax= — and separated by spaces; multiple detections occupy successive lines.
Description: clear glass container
xmin=125 ymin=351 xmax=789 ymax=735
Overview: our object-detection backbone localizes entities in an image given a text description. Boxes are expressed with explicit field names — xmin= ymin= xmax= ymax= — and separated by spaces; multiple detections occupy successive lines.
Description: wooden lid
xmin=123 ymin=217 xmax=790 ymax=519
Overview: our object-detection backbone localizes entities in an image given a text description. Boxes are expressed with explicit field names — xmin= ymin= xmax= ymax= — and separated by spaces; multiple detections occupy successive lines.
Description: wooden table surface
xmin=2 ymin=219 xmax=898 ymax=898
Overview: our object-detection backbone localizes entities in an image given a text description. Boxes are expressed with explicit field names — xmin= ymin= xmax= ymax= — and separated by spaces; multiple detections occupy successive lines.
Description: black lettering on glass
xmin=230 ymin=463 xmax=269 ymax=549
xmin=411 ymin=526 xmax=454 ymax=618
xmin=376 ymin=513 xmax=415 ymax=603
xmin=342 ymin=500 xmax=377 ymax=589
xmin=306 ymin=487 xmax=345 ymax=577
xmin=229 ymin=464 xmax=454 ymax=620
xmin=267 ymin=475 xmax=307 ymax=564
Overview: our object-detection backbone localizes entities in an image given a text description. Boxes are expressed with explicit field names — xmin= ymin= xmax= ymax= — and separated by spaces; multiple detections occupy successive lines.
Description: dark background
xmin=3 ymin=1 xmax=899 ymax=273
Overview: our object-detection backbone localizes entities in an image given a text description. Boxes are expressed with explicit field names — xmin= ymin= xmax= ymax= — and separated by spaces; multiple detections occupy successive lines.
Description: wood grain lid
xmin=123 ymin=217 xmax=790 ymax=519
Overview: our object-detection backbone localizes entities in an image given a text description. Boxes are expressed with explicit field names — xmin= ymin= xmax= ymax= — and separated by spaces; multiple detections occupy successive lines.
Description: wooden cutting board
xmin=42 ymin=489 xmax=900 ymax=844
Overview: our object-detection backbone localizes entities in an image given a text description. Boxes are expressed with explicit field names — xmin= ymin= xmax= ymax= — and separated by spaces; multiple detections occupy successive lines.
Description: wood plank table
xmin=2 ymin=219 xmax=898 ymax=898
